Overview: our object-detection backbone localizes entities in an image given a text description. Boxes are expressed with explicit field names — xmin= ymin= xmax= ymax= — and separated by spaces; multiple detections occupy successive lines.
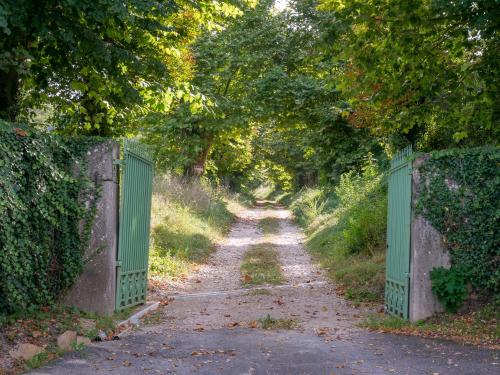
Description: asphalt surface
xmin=29 ymin=328 xmax=499 ymax=375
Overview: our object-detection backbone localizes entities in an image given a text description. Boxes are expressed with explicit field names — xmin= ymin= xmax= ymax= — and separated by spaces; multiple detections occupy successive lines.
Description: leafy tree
xmin=0 ymin=0 xmax=241 ymax=135
xmin=318 ymin=0 xmax=500 ymax=149
xmin=145 ymin=0 xmax=382 ymax=185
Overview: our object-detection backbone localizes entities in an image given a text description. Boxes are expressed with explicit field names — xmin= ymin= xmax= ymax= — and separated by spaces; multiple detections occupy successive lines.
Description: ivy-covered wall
xmin=416 ymin=146 xmax=500 ymax=308
xmin=0 ymin=122 xmax=100 ymax=315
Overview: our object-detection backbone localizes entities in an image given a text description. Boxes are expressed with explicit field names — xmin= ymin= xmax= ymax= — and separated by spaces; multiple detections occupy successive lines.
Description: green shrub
xmin=430 ymin=267 xmax=469 ymax=313
xmin=417 ymin=147 xmax=499 ymax=300
xmin=0 ymin=122 xmax=99 ymax=315
xmin=290 ymin=158 xmax=388 ymax=303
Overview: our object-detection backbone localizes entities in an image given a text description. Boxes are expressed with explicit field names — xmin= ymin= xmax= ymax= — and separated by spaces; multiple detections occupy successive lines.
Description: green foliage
xmin=430 ymin=267 xmax=469 ymax=313
xmin=289 ymin=158 xmax=387 ymax=302
xmin=144 ymin=1 xmax=381 ymax=185
xmin=24 ymin=352 xmax=49 ymax=370
xmin=417 ymin=147 xmax=500 ymax=300
xmin=0 ymin=122 xmax=99 ymax=315
xmin=318 ymin=0 xmax=500 ymax=149
xmin=258 ymin=314 xmax=297 ymax=330
xmin=148 ymin=174 xmax=240 ymax=280
xmin=0 ymin=0 xmax=241 ymax=134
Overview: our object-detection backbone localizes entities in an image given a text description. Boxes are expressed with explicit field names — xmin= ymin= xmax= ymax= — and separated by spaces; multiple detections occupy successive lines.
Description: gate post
xmin=408 ymin=155 xmax=450 ymax=321
xmin=64 ymin=140 xmax=120 ymax=315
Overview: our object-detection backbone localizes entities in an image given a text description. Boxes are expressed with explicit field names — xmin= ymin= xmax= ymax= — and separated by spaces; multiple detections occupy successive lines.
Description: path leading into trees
xmin=31 ymin=204 xmax=499 ymax=375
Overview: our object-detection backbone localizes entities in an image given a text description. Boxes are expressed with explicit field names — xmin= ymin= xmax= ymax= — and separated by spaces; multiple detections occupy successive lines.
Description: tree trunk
xmin=184 ymin=138 xmax=213 ymax=178
xmin=0 ymin=69 xmax=20 ymax=121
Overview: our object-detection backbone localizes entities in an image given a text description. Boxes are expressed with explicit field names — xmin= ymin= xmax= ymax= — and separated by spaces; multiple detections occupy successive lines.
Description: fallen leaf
xmin=14 ymin=128 xmax=27 ymax=137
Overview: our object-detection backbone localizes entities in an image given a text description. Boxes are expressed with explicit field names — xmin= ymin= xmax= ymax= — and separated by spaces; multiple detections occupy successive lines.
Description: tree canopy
xmin=1 ymin=0 xmax=498 ymax=187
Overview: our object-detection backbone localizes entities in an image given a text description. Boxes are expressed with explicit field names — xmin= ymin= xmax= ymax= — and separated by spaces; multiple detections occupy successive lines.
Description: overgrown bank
xmin=284 ymin=160 xmax=387 ymax=304
xmin=148 ymin=175 xmax=248 ymax=291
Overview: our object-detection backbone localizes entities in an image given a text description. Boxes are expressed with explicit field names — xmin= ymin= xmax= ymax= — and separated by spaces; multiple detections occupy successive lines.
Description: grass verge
xmin=319 ymin=252 xmax=386 ymax=303
xmin=149 ymin=175 xmax=246 ymax=287
xmin=258 ymin=314 xmax=298 ymax=330
xmin=289 ymin=161 xmax=387 ymax=304
xmin=241 ymin=244 xmax=284 ymax=286
xmin=362 ymin=304 xmax=500 ymax=348
xmin=258 ymin=217 xmax=281 ymax=235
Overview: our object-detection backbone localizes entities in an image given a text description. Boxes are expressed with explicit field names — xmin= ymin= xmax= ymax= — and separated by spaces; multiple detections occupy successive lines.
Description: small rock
xmin=9 ymin=343 xmax=44 ymax=360
xmin=57 ymin=330 xmax=77 ymax=351
xmin=76 ymin=336 xmax=92 ymax=346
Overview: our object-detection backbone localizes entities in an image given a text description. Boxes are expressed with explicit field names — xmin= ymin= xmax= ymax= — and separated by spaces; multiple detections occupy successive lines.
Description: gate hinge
xmin=405 ymin=272 xmax=410 ymax=279
xmin=113 ymin=159 xmax=126 ymax=166
xmin=116 ymin=260 xmax=122 ymax=268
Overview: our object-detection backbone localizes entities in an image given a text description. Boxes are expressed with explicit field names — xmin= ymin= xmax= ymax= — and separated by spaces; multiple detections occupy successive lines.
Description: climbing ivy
xmin=416 ymin=147 xmax=500 ymax=305
xmin=0 ymin=122 xmax=101 ymax=315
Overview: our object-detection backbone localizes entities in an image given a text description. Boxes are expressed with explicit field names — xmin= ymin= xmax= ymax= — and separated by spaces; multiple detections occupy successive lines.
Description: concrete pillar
xmin=409 ymin=155 xmax=450 ymax=322
xmin=63 ymin=140 xmax=119 ymax=315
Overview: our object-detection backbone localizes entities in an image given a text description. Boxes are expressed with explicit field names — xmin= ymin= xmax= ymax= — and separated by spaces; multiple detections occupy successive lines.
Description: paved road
xmin=29 ymin=205 xmax=499 ymax=375
xmin=30 ymin=328 xmax=499 ymax=375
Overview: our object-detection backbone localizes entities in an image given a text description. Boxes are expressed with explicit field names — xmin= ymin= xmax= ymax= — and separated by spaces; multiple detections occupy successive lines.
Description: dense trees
xmin=1 ymin=0 xmax=498 ymax=186
xmin=319 ymin=0 xmax=500 ymax=149
xmin=0 ymin=0 xmax=241 ymax=135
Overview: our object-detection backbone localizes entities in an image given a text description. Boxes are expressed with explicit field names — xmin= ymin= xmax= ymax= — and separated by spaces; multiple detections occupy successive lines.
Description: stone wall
xmin=408 ymin=155 xmax=450 ymax=322
xmin=63 ymin=140 xmax=119 ymax=315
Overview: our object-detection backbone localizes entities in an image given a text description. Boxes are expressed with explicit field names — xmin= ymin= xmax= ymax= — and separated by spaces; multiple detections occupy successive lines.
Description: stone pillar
xmin=63 ymin=140 xmax=119 ymax=315
xmin=408 ymin=155 xmax=450 ymax=322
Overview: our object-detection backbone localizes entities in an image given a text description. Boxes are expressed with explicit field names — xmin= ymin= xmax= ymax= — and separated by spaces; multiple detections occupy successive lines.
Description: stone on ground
xmin=9 ymin=343 xmax=44 ymax=361
xmin=76 ymin=336 xmax=92 ymax=346
xmin=57 ymin=331 xmax=77 ymax=351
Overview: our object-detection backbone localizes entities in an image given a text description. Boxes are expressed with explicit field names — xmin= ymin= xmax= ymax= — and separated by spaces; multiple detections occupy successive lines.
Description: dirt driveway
xmin=29 ymin=205 xmax=499 ymax=375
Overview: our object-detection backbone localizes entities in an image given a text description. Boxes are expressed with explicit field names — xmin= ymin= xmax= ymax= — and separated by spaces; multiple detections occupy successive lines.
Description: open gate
xmin=385 ymin=146 xmax=413 ymax=319
xmin=116 ymin=140 xmax=154 ymax=311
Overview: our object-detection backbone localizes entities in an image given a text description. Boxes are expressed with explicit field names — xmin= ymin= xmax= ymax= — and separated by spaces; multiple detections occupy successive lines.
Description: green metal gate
xmin=116 ymin=140 xmax=154 ymax=310
xmin=385 ymin=146 xmax=413 ymax=319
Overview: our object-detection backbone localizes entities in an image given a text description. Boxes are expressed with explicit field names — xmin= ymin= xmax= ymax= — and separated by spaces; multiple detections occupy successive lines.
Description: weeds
xmin=0 ymin=304 xmax=128 ymax=374
xmin=241 ymin=244 xmax=284 ymax=286
xmin=258 ymin=314 xmax=297 ymax=330
xmin=258 ymin=217 xmax=281 ymax=235
xmin=24 ymin=352 xmax=49 ymax=370
xmin=290 ymin=159 xmax=387 ymax=303
xmin=149 ymin=174 xmax=243 ymax=281
xmin=363 ymin=304 xmax=500 ymax=348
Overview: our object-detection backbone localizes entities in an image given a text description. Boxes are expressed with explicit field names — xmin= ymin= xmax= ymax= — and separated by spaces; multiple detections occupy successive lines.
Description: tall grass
xmin=290 ymin=160 xmax=387 ymax=303
xmin=149 ymin=174 xmax=245 ymax=282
